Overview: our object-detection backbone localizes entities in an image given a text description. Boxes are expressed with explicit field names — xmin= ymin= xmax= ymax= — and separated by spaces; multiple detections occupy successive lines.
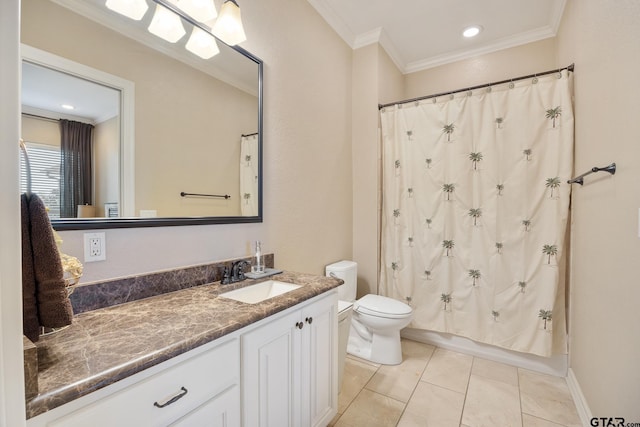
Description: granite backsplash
xmin=69 ymin=254 xmax=274 ymax=314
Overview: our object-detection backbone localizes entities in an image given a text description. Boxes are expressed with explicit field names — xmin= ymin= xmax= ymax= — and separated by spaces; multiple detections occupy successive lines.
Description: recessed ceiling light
xmin=463 ymin=26 xmax=482 ymax=38
xmin=61 ymin=104 xmax=75 ymax=110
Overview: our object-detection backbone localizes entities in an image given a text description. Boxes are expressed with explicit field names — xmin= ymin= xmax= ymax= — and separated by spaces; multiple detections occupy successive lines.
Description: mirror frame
xmin=42 ymin=1 xmax=264 ymax=230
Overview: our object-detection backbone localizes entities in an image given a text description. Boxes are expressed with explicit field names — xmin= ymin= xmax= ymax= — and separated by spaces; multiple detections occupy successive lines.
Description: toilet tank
xmin=325 ymin=261 xmax=357 ymax=302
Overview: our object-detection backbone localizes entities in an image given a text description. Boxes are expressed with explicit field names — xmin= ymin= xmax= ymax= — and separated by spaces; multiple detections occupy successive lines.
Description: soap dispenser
xmin=252 ymin=240 xmax=264 ymax=273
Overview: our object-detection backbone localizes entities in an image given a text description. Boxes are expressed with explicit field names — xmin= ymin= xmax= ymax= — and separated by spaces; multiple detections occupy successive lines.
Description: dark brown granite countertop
xmin=26 ymin=271 xmax=341 ymax=419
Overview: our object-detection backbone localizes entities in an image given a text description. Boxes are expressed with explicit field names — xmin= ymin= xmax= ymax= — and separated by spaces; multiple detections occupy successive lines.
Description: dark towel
xmin=28 ymin=194 xmax=73 ymax=329
xmin=21 ymin=194 xmax=40 ymax=342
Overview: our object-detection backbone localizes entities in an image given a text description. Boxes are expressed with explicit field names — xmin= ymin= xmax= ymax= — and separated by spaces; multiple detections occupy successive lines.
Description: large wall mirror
xmin=20 ymin=0 xmax=262 ymax=230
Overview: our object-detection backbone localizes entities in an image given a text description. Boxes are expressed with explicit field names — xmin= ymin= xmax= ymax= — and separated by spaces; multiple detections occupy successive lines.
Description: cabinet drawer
xmin=48 ymin=338 xmax=239 ymax=427
xmin=169 ymin=384 xmax=240 ymax=427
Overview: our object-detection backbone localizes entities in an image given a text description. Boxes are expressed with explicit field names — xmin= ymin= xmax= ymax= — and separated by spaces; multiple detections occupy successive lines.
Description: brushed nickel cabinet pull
xmin=153 ymin=387 xmax=188 ymax=408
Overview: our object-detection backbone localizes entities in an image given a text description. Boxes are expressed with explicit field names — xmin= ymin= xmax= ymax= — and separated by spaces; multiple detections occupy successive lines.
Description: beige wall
xmin=352 ymin=44 xmax=380 ymax=297
xmin=404 ymin=38 xmax=558 ymax=100
xmin=22 ymin=0 xmax=258 ymax=218
xmin=247 ymin=0 xmax=353 ymax=276
xmin=351 ymin=44 xmax=404 ymax=297
xmin=41 ymin=0 xmax=353 ymax=283
xmin=556 ymin=0 xmax=640 ymax=419
xmin=21 ymin=115 xmax=59 ymax=146
xmin=377 ymin=46 xmax=404 ymax=107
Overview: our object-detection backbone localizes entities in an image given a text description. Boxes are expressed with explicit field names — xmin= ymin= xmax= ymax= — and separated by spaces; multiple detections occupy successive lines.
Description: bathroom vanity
xmin=25 ymin=271 xmax=339 ymax=427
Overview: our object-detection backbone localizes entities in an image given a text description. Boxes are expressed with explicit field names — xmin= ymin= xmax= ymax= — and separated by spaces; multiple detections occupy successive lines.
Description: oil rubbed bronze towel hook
xmin=567 ymin=163 xmax=616 ymax=185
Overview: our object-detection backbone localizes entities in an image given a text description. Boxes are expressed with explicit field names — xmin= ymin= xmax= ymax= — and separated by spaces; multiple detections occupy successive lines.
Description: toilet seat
xmin=354 ymin=294 xmax=412 ymax=319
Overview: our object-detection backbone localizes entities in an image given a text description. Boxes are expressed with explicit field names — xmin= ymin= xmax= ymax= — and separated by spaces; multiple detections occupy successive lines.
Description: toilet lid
xmin=354 ymin=294 xmax=412 ymax=319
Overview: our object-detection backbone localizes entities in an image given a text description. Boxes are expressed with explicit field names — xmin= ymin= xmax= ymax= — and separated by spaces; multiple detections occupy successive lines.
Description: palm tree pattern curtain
xmin=240 ymin=134 xmax=259 ymax=216
xmin=379 ymin=71 xmax=573 ymax=357
xmin=60 ymin=119 xmax=94 ymax=218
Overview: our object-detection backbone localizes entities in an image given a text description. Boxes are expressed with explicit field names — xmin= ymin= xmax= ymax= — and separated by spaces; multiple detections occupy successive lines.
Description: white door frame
xmin=0 ymin=0 xmax=28 ymax=425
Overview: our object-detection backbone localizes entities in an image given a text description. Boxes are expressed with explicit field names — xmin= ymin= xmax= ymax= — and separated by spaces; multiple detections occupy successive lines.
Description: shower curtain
xmin=380 ymin=70 xmax=573 ymax=357
xmin=240 ymin=134 xmax=259 ymax=216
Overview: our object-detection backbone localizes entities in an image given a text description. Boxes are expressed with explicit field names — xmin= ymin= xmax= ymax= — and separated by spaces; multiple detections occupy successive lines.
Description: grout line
xmin=458 ymin=354 xmax=474 ymax=427
xmin=394 ymin=348 xmax=433 ymax=426
xmin=517 ymin=367 xmax=524 ymax=427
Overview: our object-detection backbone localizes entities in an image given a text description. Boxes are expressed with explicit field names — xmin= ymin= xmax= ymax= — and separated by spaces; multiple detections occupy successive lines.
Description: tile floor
xmin=329 ymin=339 xmax=582 ymax=427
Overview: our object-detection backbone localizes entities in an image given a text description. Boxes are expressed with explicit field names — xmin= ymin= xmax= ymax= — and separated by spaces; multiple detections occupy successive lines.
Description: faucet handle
xmin=221 ymin=265 xmax=231 ymax=284
xmin=237 ymin=260 xmax=250 ymax=280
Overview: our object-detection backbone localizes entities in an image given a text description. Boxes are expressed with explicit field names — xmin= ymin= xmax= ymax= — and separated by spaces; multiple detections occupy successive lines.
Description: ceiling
xmin=307 ymin=0 xmax=566 ymax=74
xmin=22 ymin=61 xmax=119 ymax=124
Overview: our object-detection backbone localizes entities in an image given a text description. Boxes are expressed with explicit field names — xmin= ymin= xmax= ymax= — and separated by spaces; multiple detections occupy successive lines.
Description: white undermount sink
xmin=219 ymin=280 xmax=302 ymax=304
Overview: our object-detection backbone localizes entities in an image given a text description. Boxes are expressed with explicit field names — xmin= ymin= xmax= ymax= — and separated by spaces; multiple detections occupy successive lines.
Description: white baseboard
xmin=566 ymin=368 xmax=592 ymax=426
xmin=401 ymin=328 xmax=568 ymax=377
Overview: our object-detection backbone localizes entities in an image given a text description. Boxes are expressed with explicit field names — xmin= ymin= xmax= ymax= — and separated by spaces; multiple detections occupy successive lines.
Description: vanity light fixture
xmin=186 ymin=26 xmax=220 ymax=59
xmin=105 ymin=0 xmax=149 ymax=20
xmin=61 ymin=104 xmax=75 ymax=110
xmin=167 ymin=0 xmax=217 ymax=23
xmin=463 ymin=25 xmax=483 ymax=38
xmin=148 ymin=4 xmax=187 ymax=43
xmin=211 ymin=0 xmax=246 ymax=46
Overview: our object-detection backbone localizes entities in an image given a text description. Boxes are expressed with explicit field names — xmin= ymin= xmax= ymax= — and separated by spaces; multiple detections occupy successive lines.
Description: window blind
xmin=20 ymin=142 xmax=61 ymax=219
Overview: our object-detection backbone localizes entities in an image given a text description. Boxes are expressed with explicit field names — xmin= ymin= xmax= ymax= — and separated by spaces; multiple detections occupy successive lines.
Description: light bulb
xmin=463 ymin=26 xmax=482 ymax=38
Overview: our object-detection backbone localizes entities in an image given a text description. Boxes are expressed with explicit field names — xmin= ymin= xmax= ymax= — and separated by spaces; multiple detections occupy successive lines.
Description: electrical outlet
xmin=84 ymin=232 xmax=106 ymax=262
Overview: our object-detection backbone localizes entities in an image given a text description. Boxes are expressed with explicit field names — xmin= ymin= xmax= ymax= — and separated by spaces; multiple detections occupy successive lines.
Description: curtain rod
xmin=378 ymin=63 xmax=575 ymax=109
xmin=22 ymin=112 xmax=59 ymax=123
xmin=242 ymin=132 xmax=258 ymax=138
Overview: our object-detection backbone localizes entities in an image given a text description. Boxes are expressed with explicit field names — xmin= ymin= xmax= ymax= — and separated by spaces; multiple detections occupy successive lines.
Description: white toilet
xmin=325 ymin=261 xmax=356 ymax=390
xmin=326 ymin=261 xmax=413 ymax=369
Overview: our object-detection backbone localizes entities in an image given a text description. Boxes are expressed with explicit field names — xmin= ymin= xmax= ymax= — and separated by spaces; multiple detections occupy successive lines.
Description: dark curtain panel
xmin=60 ymin=119 xmax=94 ymax=218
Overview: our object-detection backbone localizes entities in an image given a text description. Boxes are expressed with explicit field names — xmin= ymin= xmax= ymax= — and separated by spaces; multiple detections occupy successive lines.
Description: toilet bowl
xmin=347 ymin=294 xmax=413 ymax=365
xmin=326 ymin=260 xmax=413 ymax=373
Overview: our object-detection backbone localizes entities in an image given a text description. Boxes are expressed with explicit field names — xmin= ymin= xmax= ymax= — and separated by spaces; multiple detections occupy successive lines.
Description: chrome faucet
xmin=221 ymin=260 xmax=251 ymax=285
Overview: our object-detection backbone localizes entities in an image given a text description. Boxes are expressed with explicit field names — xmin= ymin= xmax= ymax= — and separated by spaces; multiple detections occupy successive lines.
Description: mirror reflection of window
xmin=19 ymin=142 xmax=61 ymax=219
xmin=21 ymin=58 xmax=122 ymax=219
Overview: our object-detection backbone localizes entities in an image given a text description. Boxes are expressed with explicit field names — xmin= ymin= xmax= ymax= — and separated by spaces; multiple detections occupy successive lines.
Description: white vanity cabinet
xmin=27 ymin=288 xmax=338 ymax=427
xmin=241 ymin=292 xmax=338 ymax=427
xmin=27 ymin=336 xmax=241 ymax=427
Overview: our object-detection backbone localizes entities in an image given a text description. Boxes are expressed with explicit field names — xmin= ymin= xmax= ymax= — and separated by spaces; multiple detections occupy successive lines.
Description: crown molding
xmin=404 ymin=25 xmax=558 ymax=74
xmin=308 ymin=0 xmax=567 ymax=75
xmin=550 ymin=0 xmax=567 ymax=34
xmin=307 ymin=0 xmax=357 ymax=47
xmin=22 ymin=105 xmax=95 ymax=124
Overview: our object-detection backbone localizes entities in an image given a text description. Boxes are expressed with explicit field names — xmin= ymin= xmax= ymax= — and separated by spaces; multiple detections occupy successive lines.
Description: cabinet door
xmin=242 ymin=310 xmax=302 ymax=427
xmin=303 ymin=296 xmax=338 ymax=427
xmin=169 ymin=385 xmax=240 ymax=427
